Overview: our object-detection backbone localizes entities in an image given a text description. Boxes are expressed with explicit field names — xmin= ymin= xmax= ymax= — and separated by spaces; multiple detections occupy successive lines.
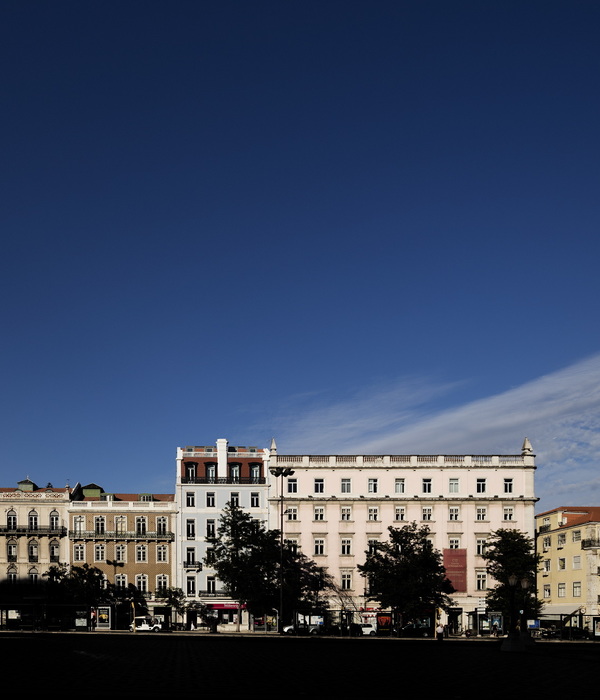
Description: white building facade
xmin=266 ymin=439 xmax=537 ymax=634
xmin=175 ymin=439 xmax=269 ymax=627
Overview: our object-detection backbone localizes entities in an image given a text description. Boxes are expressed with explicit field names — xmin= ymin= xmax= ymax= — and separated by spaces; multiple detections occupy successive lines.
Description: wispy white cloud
xmin=271 ymin=353 xmax=600 ymax=511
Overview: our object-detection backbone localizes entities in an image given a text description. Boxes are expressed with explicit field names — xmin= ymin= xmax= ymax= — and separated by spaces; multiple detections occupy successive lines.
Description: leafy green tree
xmin=482 ymin=528 xmax=543 ymax=629
xmin=357 ymin=522 xmax=454 ymax=623
xmin=208 ymin=501 xmax=334 ymax=623
xmin=44 ymin=563 xmax=113 ymax=607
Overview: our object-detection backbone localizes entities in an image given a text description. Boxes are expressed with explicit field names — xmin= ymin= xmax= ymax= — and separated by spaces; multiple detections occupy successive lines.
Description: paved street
xmin=3 ymin=631 xmax=598 ymax=697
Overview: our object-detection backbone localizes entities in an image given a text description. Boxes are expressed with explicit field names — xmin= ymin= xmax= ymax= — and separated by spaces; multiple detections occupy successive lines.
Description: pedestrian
xmin=436 ymin=622 xmax=444 ymax=641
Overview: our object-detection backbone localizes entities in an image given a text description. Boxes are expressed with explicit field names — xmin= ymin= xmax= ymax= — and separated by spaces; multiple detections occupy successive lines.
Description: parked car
xmin=283 ymin=623 xmax=321 ymax=635
xmin=130 ymin=616 xmax=162 ymax=632
xmin=359 ymin=623 xmax=377 ymax=636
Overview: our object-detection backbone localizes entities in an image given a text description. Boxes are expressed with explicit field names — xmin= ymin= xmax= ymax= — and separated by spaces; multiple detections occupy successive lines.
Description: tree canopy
xmin=208 ymin=501 xmax=334 ymax=621
xmin=357 ymin=522 xmax=454 ymax=621
xmin=482 ymin=528 xmax=543 ymax=625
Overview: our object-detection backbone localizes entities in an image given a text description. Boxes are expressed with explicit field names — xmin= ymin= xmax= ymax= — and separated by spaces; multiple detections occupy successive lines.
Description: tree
xmin=357 ymin=522 xmax=454 ymax=624
xmin=44 ymin=563 xmax=113 ymax=607
xmin=482 ymin=528 xmax=543 ymax=630
xmin=209 ymin=501 xmax=334 ymax=623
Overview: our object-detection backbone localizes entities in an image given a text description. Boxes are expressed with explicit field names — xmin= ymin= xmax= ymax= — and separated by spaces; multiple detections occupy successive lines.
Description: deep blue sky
xmin=2 ymin=1 xmax=600 ymax=509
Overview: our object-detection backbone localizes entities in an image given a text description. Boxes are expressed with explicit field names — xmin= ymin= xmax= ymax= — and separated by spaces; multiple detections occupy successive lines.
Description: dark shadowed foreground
xmin=2 ymin=632 xmax=597 ymax=697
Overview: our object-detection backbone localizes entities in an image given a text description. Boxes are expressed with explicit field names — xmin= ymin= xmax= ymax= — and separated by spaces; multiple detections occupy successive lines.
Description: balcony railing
xmin=0 ymin=526 xmax=68 ymax=537
xmin=582 ymin=539 xmax=600 ymax=549
xmin=69 ymin=530 xmax=175 ymax=541
xmin=181 ymin=477 xmax=265 ymax=485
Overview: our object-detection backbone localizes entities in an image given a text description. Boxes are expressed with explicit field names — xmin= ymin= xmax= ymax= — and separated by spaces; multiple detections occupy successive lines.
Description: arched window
xmin=28 ymin=511 xmax=38 ymax=530
xmin=28 ymin=540 xmax=39 ymax=562
xmin=7 ymin=510 xmax=17 ymax=529
xmin=29 ymin=567 xmax=39 ymax=583
xmin=49 ymin=510 xmax=60 ymax=529
xmin=7 ymin=565 xmax=17 ymax=583
xmin=49 ymin=540 xmax=60 ymax=562
xmin=7 ymin=540 xmax=17 ymax=562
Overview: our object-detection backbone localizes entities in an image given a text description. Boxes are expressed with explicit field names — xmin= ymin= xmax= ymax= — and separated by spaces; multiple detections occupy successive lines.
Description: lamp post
xmin=270 ymin=466 xmax=295 ymax=633
xmin=501 ymin=574 xmax=533 ymax=652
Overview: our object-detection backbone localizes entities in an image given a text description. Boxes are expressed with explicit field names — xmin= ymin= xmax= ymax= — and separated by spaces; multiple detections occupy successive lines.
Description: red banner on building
xmin=443 ymin=549 xmax=467 ymax=592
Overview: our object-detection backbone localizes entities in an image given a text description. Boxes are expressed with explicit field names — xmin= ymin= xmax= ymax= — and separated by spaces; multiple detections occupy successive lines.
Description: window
xmin=156 ymin=575 xmax=168 ymax=594
xmin=95 ymin=516 xmax=106 ymax=535
xmin=29 ymin=568 xmax=39 ymax=583
xmin=74 ymin=544 xmax=84 ymax=562
xmin=341 ymin=478 xmax=351 ymax=494
xmin=341 ymin=571 xmax=352 ymax=590
xmin=557 ymin=533 xmax=566 ymax=547
xmin=558 ymin=558 xmax=566 ymax=570
xmin=341 ymin=506 xmax=352 ymax=521
xmin=136 ymin=545 xmax=147 ymax=563
xmin=156 ymin=516 xmax=167 ymax=536
xmin=368 ymin=507 xmax=379 ymax=521
xmin=558 ymin=583 xmax=566 ymax=598
xmin=186 ymin=462 xmax=197 ymax=480
xmin=573 ymin=581 xmax=581 ymax=597
xmin=28 ymin=540 xmax=38 ymax=562
xmin=116 ymin=544 xmax=126 ymax=563
xmin=504 ymin=478 xmax=513 ymax=493
xmin=250 ymin=492 xmax=260 ymax=508
xmin=28 ymin=511 xmax=38 ymax=529
xmin=115 ymin=574 xmax=127 ymax=589
xmin=314 ymin=506 xmax=325 ymax=521
xmin=50 ymin=511 xmax=59 ymax=529
xmin=230 ymin=492 xmax=240 ymax=507
xmin=94 ymin=544 xmax=105 ymax=562
xmin=314 ymin=538 xmax=325 ymax=556
xmin=250 ymin=464 xmax=260 ymax=483
xmin=572 ymin=530 xmax=581 ymax=543
xmin=287 ymin=478 xmax=298 ymax=494
xmin=368 ymin=539 xmax=379 ymax=554
xmin=229 ymin=464 xmax=240 ymax=483
xmin=206 ymin=520 xmax=216 ymax=538
xmin=187 ymin=577 xmax=196 ymax=597
xmin=341 ymin=538 xmax=352 ymax=555
xmin=186 ymin=492 xmax=195 ymax=508
xmin=7 ymin=510 xmax=17 ymax=529
xmin=157 ymin=544 xmax=168 ymax=563
xmin=573 ymin=555 xmax=581 ymax=570
xmin=368 ymin=478 xmax=378 ymax=494
xmin=449 ymin=506 xmax=460 ymax=521
xmin=449 ymin=538 xmax=460 ymax=549
xmin=314 ymin=479 xmax=324 ymax=494
xmin=476 ymin=538 xmax=487 ymax=556
xmin=422 ymin=507 xmax=432 ymax=521
xmin=476 ymin=572 xmax=487 ymax=590
xmin=287 ymin=507 xmax=297 ymax=521
xmin=206 ymin=464 xmax=216 ymax=483
xmin=206 ymin=577 xmax=216 ymax=593
xmin=542 ymin=536 xmax=551 ymax=550
xmin=285 ymin=539 xmax=298 ymax=554
xmin=543 ymin=559 xmax=550 ymax=572
xmin=7 ymin=541 xmax=17 ymax=561
xmin=476 ymin=479 xmax=486 ymax=494
xmin=449 ymin=478 xmax=459 ymax=494
xmin=476 ymin=507 xmax=487 ymax=521
xmin=543 ymin=585 xmax=551 ymax=599
xmin=503 ymin=507 xmax=514 ymax=521
xmin=395 ymin=506 xmax=405 ymax=521
xmin=395 ymin=478 xmax=405 ymax=494
xmin=136 ymin=517 xmax=147 ymax=535
xmin=206 ymin=492 xmax=215 ymax=507
xmin=422 ymin=479 xmax=432 ymax=494
xmin=186 ymin=519 xmax=196 ymax=539
xmin=115 ymin=516 xmax=127 ymax=534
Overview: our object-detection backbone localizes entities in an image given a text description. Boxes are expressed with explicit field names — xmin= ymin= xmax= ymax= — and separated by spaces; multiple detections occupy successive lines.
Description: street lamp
xmin=501 ymin=574 xmax=533 ymax=652
xmin=270 ymin=466 xmax=295 ymax=633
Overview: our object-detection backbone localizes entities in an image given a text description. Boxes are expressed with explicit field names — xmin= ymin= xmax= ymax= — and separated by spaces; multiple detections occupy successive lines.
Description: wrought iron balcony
xmin=181 ymin=477 xmax=266 ymax=485
xmin=582 ymin=538 xmax=600 ymax=549
xmin=0 ymin=526 xmax=68 ymax=537
xmin=69 ymin=530 xmax=175 ymax=541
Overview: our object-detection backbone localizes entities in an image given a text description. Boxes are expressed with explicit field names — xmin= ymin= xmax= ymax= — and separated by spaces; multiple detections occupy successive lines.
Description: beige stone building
xmin=0 ymin=478 xmax=70 ymax=584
